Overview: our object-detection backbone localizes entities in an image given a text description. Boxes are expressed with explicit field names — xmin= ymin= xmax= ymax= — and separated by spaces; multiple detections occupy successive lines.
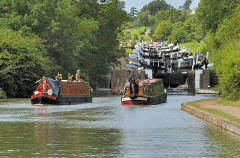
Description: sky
xmin=123 ymin=0 xmax=200 ymax=12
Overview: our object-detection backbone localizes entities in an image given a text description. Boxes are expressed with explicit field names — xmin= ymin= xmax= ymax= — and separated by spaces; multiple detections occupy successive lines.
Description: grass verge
xmin=217 ymin=98 xmax=240 ymax=107
xmin=186 ymin=100 xmax=240 ymax=124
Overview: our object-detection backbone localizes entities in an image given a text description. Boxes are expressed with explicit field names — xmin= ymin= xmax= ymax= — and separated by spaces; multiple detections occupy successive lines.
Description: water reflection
xmin=0 ymin=96 xmax=239 ymax=157
xmin=204 ymin=124 xmax=240 ymax=157
xmin=0 ymin=122 xmax=122 ymax=157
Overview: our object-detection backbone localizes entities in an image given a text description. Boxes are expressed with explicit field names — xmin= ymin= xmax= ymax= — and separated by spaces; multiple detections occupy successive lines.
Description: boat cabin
xmin=31 ymin=77 xmax=92 ymax=105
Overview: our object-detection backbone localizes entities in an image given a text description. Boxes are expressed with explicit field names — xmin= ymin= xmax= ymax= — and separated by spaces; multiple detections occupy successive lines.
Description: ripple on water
xmin=0 ymin=96 xmax=240 ymax=157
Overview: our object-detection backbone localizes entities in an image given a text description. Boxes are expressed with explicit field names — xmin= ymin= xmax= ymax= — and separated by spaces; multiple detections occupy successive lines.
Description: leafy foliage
xmin=0 ymin=0 xmax=128 ymax=97
xmin=141 ymin=0 xmax=172 ymax=15
xmin=152 ymin=20 xmax=172 ymax=41
xmin=0 ymin=88 xmax=7 ymax=99
xmin=180 ymin=41 xmax=206 ymax=53
xmin=196 ymin=0 xmax=238 ymax=33
xmin=168 ymin=22 xmax=188 ymax=43
xmin=133 ymin=0 xmax=172 ymax=26
xmin=0 ymin=28 xmax=53 ymax=97
xmin=155 ymin=9 xmax=182 ymax=23
xmin=206 ymin=6 xmax=240 ymax=100
xmin=151 ymin=8 xmax=203 ymax=44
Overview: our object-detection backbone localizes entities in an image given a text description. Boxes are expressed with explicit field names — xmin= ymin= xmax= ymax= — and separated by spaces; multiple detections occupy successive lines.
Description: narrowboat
xmin=121 ymin=79 xmax=167 ymax=105
xmin=31 ymin=77 xmax=92 ymax=105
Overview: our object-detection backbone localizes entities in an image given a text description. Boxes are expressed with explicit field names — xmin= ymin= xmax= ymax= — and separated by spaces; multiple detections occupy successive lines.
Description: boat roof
xmin=142 ymin=79 xmax=162 ymax=84
xmin=60 ymin=80 xmax=89 ymax=84
xmin=45 ymin=77 xmax=60 ymax=96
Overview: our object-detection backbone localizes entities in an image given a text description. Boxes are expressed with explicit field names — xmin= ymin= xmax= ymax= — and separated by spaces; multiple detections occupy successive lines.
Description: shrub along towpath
xmin=181 ymin=99 xmax=240 ymax=136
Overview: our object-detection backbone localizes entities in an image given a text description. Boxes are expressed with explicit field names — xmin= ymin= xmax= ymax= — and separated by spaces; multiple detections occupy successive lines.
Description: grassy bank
xmin=217 ymin=99 xmax=240 ymax=108
xmin=186 ymin=99 xmax=240 ymax=124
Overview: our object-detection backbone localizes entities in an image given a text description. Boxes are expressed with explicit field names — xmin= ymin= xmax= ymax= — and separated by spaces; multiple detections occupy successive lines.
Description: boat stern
xmin=121 ymin=96 xmax=148 ymax=106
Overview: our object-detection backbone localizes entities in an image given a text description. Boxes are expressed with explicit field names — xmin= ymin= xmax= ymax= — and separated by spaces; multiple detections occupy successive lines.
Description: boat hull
xmin=121 ymin=93 xmax=167 ymax=106
xmin=31 ymin=94 xmax=92 ymax=105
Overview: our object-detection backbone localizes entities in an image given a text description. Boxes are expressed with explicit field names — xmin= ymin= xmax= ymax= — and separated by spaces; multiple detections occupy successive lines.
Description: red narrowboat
xmin=121 ymin=79 xmax=167 ymax=106
xmin=31 ymin=77 xmax=92 ymax=105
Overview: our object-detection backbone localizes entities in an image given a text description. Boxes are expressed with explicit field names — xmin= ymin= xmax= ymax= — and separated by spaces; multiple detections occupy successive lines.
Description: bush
xmin=0 ymin=88 xmax=7 ymax=99
xmin=0 ymin=28 xmax=53 ymax=97
xmin=214 ymin=41 xmax=240 ymax=100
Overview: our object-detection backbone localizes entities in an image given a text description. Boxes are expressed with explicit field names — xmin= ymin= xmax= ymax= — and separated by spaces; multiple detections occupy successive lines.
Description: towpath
xmin=192 ymin=99 xmax=240 ymax=120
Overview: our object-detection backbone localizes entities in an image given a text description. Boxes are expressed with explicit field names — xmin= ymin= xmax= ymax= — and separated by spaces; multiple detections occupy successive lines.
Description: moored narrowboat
xmin=31 ymin=77 xmax=92 ymax=105
xmin=121 ymin=79 xmax=167 ymax=105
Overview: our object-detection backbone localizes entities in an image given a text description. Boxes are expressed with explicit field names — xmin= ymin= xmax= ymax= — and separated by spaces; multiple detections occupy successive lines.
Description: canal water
xmin=0 ymin=96 xmax=240 ymax=157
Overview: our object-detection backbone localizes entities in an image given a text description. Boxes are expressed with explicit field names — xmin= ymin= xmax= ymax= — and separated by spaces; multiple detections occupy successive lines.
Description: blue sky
xmin=123 ymin=0 xmax=200 ymax=12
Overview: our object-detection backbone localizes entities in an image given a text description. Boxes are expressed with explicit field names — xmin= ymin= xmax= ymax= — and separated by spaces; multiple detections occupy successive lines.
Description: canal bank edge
xmin=181 ymin=103 xmax=240 ymax=136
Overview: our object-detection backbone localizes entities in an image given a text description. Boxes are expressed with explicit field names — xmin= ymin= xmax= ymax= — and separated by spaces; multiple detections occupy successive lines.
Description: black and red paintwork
xmin=121 ymin=94 xmax=167 ymax=106
xmin=31 ymin=77 xmax=92 ymax=105
xmin=121 ymin=79 xmax=167 ymax=106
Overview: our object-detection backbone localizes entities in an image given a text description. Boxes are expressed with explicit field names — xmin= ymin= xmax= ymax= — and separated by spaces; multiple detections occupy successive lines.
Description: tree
xmin=183 ymin=15 xmax=203 ymax=42
xmin=155 ymin=9 xmax=183 ymax=23
xmin=196 ymin=0 xmax=237 ymax=33
xmin=141 ymin=0 xmax=172 ymax=15
xmin=205 ymin=5 xmax=240 ymax=100
xmin=133 ymin=0 xmax=173 ymax=26
xmin=183 ymin=0 xmax=192 ymax=9
xmin=0 ymin=28 xmax=54 ymax=97
xmin=152 ymin=20 xmax=172 ymax=41
xmin=137 ymin=10 xmax=151 ymax=26
xmin=80 ymin=0 xmax=128 ymax=88
xmin=168 ymin=22 xmax=187 ymax=44
xmin=130 ymin=7 xmax=138 ymax=21
xmin=0 ymin=0 xmax=129 ymax=95
xmin=151 ymin=8 xmax=187 ymax=42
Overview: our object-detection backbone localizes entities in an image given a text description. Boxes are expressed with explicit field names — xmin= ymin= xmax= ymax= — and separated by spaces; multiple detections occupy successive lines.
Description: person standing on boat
xmin=128 ymin=70 xmax=135 ymax=96
xmin=129 ymin=70 xmax=134 ymax=82
xmin=75 ymin=70 xmax=83 ymax=82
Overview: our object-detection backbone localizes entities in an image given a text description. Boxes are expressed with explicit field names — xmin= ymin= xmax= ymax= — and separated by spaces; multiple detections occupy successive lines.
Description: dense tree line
xmin=194 ymin=0 xmax=239 ymax=100
xmin=204 ymin=3 xmax=240 ymax=100
xmin=0 ymin=0 xmax=128 ymax=97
